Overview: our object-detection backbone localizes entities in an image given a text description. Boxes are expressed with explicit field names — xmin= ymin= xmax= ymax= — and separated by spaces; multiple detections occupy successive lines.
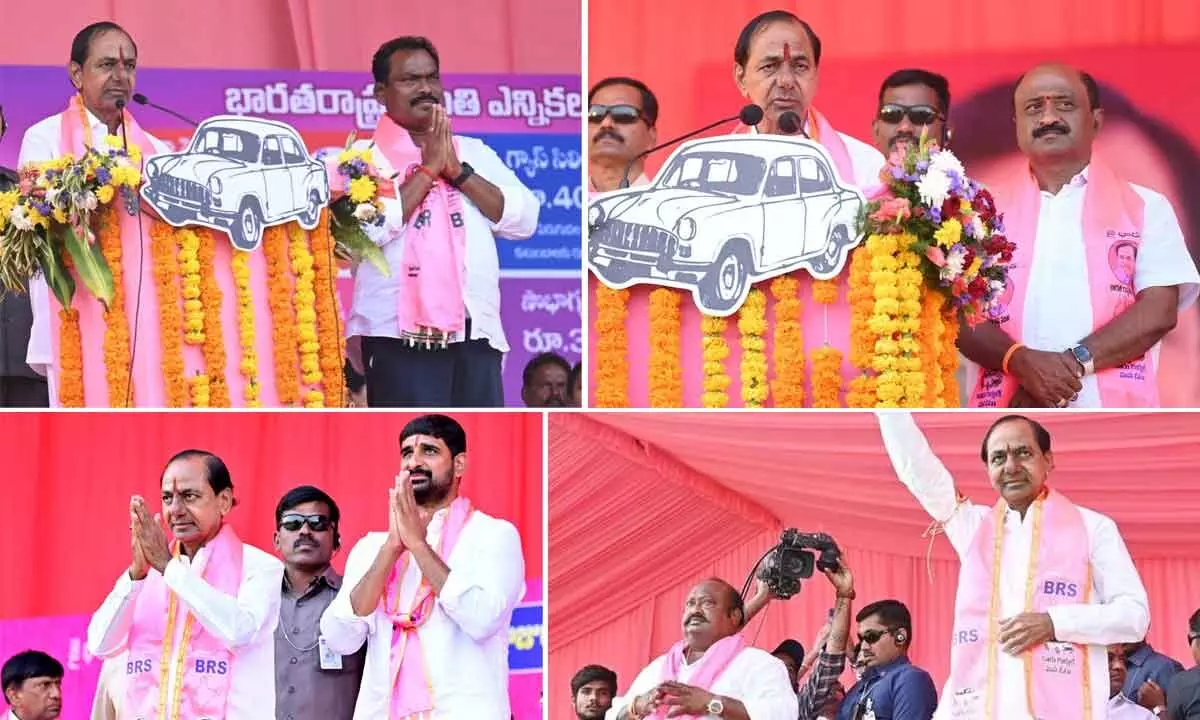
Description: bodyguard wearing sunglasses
xmin=837 ymin=600 xmax=936 ymax=720
xmin=272 ymin=486 xmax=365 ymax=720
xmin=870 ymin=69 xmax=951 ymax=155
xmin=587 ymin=76 xmax=658 ymax=193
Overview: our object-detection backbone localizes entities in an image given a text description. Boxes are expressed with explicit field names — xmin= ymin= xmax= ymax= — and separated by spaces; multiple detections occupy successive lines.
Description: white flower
xmin=970 ymin=214 xmax=986 ymax=241
xmin=929 ymin=149 xmax=966 ymax=181
xmin=353 ymin=202 xmax=378 ymax=222
xmin=917 ymin=168 xmax=951 ymax=207
xmin=939 ymin=245 xmax=967 ymax=282
xmin=83 ymin=192 xmax=99 ymax=211
xmin=45 ymin=188 xmax=60 ymax=207
xmin=9 ymin=205 xmax=33 ymax=232
xmin=989 ymin=279 xmax=1005 ymax=295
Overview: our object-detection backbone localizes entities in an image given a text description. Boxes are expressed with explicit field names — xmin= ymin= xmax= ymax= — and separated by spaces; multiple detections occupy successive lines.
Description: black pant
xmin=362 ymin=335 xmax=504 ymax=407
xmin=0 ymin=376 xmax=50 ymax=407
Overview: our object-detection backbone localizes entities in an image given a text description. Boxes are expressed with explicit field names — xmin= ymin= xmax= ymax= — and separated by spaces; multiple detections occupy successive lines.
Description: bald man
xmin=958 ymin=63 xmax=1199 ymax=410
xmin=606 ymin=578 xmax=796 ymax=720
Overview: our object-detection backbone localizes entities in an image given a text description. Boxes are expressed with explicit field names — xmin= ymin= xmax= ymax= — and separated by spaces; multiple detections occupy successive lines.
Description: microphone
xmin=114 ymin=97 xmax=131 ymax=151
xmin=618 ymin=104 xmax=764 ymax=189
xmin=131 ymin=93 xmax=200 ymax=127
xmin=777 ymin=110 xmax=809 ymax=138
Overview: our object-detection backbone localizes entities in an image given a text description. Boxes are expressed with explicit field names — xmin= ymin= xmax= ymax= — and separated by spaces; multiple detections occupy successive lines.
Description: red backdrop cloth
xmin=0 ymin=412 xmax=543 ymax=621
xmin=548 ymin=412 xmax=1200 ymax=720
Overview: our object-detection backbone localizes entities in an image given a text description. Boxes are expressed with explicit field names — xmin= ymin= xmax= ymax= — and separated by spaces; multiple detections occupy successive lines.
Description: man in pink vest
xmin=878 ymin=412 xmax=1150 ymax=720
xmin=958 ymin=63 xmax=1199 ymax=409
xmin=86 ymin=450 xmax=284 ymax=719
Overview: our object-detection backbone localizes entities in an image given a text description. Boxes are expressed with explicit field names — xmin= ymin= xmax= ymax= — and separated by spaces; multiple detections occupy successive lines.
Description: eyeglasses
xmin=877 ymin=103 xmax=941 ymax=126
xmin=858 ymin=627 xmax=898 ymax=646
xmin=588 ymin=103 xmax=644 ymax=125
xmin=279 ymin=513 xmax=331 ymax=532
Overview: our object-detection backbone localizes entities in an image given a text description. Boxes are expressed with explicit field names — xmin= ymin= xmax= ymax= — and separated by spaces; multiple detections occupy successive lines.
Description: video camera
xmin=755 ymin=529 xmax=842 ymax=599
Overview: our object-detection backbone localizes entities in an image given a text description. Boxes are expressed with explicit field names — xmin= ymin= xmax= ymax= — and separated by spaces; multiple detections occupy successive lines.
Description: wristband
xmin=1001 ymin=342 xmax=1025 ymax=375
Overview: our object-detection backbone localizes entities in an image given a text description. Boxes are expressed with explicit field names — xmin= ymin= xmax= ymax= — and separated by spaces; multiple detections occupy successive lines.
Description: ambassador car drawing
xmin=140 ymin=115 xmax=330 ymax=251
xmin=587 ymin=135 xmax=866 ymax=316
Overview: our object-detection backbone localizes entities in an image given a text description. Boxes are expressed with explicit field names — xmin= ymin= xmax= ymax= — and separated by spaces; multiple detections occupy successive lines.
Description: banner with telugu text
xmin=0 ymin=67 xmax=582 ymax=405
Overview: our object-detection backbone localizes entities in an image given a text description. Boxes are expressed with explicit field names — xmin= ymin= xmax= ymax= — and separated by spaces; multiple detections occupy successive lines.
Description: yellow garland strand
xmin=264 ymin=226 xmax=300 ymax=406
xmin=701 ymin=315 xmax=730 ymax=408
xmin=97 ymin=207 xmax=133 ymax=406
xmin=738 ymin=287 xmax=768 ymax=407
xmin=940 ymin=307 xmax=961 ymax=406
xmin=810 ymin=279 xmax=843 ymax=407
xmin=58 ymin=307 xmax=85 ymax=407
xmin=189 ymin=373 xmax=210 ymax=408
xmin=868 ymin=234 xmax=905 ymax=407
xmin=769 ymin=275 xmax=805 ymax=407
xmin=150 ymin=222 xmax=188 ymax=407
xmin=896 ymin=250 xmax=925 ymax=406
xmin=919 ymin=286 xmax=947 ymax=407
xmin=196 ymin=229 xmax=230 ymax=407
xmin=593 ymin=284 xmax=629 ymax=407
xmin=846 ymin=247 xmax=878 ymax=407
xmin=309 ymin=211 xmax=346 ymax=407
xmin=178 ymin=230 xmax=203 ymax=345
xmin=647 ymin=288 xmax=683 ymax=407
xmin=230 ymin=250 xmax=259 ymax=407
xmin=288 ymin=222 xmax=323 ymax=408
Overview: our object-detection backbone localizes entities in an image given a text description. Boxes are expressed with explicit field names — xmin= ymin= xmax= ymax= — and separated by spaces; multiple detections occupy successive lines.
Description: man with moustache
xmin=606 ymin=578 xmax=798 ymax=720
xmin=957 ymin=63 xmax=1199 ymax=409
xmin=86 ymin=450 xmax=284 ymax=719
xmin=320 ymin=414 xmax=526 ymax=719
xmin=521 ymin=351 xmax=571 ymax=407
xmin=732 ymin=10 xmax=884 ymax=189
xmin=346 ymin=37 xmax=540 ymax=408
xmin=272 ymin=486 xmax=365 ymax=720
xmin=871 ymin=69 xmax=952 ymax=155
xmin=587 ymin=77 xmax=658 ymax=192
xmin=878 ymin=412 xmax=1150 ymax=720
xmin=1107 ymin=646 xmax=1158 ymax=719
xmin=571 ymin=665 xmax=617 ymax=720
xmin=2 ymin=651 xmax=62 ymax=720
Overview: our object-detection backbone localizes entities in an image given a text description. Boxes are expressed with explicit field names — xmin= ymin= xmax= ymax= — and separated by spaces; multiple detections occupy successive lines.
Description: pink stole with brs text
xmin=947 ymin=489 xmax=1094 ymax=720
xmin=371 ymin=115 xmax=468 ymax=344
xmin=970 ymin=157 xmax=1156 ymax=408
xmin=49 ymin=94 xmax=280 ymax=406
xmin=647 ymin=633 xmax=746 ymax=720
xmin=122 ymin=523 xmax=244 ymax=720
xmin=384 ymin=496 xmax=475 ymax=719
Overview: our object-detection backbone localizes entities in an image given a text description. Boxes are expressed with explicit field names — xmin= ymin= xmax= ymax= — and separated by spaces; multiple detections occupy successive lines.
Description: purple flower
xmin=916 ymin=160 xmax=929 ymax=172
xmin=929 ymin=205 xmax=942 ymax=224
xmin=34 ymin=201 xmax=52 ymax=216
xmin=96 ymin=167 xmax=112 ymax=185
xmin=889 ymin=165 xmax=907 ymax=180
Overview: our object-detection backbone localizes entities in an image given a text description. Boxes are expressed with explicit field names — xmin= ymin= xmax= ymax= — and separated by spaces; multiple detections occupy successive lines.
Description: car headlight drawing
xmin=676 ymin=217 xmax=696 ymax=241
xmin=208 ymin=176 xmax=222 ymax=195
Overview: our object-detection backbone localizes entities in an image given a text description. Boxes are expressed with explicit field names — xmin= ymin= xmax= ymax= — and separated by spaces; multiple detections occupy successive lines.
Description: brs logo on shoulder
xmin=194 ymin=659 xmax=229 ymax=675
xmin=1040 ymin=579 xmax=1079 ymax=599
xmin=953 ymin=629 xmax=979 ymax=646
xmin=127 ymin=659 xmax=153 ymax=674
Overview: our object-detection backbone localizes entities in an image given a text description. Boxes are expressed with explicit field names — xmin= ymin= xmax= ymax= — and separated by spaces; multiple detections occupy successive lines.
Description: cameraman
xmin=745 ymin=561 xmax=856 ymax=720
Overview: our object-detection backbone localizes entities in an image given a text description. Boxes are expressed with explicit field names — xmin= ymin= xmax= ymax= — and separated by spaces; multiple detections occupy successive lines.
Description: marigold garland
xmin=178 ymin=230 xmax=203 ymax=345
xmin=769 ymin=275 xmax=805 ymax=407
xmin=867 ymin=234 xmax=905 ymax=407
xmin=150 ymin=222 xmax=188 ymax=407
xmin=738 ymin=287 xmax=768 ymax=407
xmin=810 ymin=279 xmax=843 ymax=407
xmin=940 ymin=307 xmax=961 ymax=406
xmin=230 ymin=250 xmax=259 ymax=407
xmin=196 ymin=229 xmax=230 ymax=407
xmin=811 ymin=279 xmax=840 ymax=305
xmin=57 ymin=307 xmax=85 ymax=407
xmin=96 ymin=207 xmax=133 ymax=406
xmin=190 ymin=373 xmax=210 ymax=407
xmin=288 ymin=223 xmax=322 ymax=400
xmin=308 ymin=211 xmax=346 ymax=407
xmin=701 ymin=315 xmax=730 ymax=408
xmin=846 ymin=247 xmax=878 ymax=407
xmin=264 ymin=225 xmax=300 ymax=406
xmin=919 ymin=286 xmax=947 ymax=407
xmin=593 ymin=284 xmax=629 ymax=407
xmin=896 ymin=250 xmax=926 ymax=406
xmin=647 ymin=288 xmax=683 ymax=407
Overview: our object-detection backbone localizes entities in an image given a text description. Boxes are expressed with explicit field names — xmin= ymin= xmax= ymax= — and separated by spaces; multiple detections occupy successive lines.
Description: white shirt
xmin=962 ymin=167 xmax=1200 ymax=407
xmin=346 ymin=136 xmax=540 ymax=356
xmin=85 ymin=541 xmax=284 ymax=720
xmin=877 ymin=412 xmax=1151 ymax=720
xmin=17 ymin=107 xmax=172 ymax=397
xmin=320 ymin=507 xmax=526 ymax=720
xmin=750 ymin=123 xmax=886 ymax=190
xmin=606 ymin=645 xmax=798 ymax=720
xmin=1108 ymin=693 xmax=1157 ymax=719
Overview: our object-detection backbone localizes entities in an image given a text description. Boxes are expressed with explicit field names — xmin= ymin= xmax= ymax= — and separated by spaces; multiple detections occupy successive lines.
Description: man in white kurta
xmin=877 ymin=412 xmax=1150 ymax=720
xmin=606 ymin=579 xmax=797 ymax=720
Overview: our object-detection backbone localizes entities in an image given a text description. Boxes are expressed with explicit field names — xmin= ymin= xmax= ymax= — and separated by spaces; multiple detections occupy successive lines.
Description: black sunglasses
xmin=279 ymin=513 xmax=331 ymax=532
xmin=858 ymin=627 xmax=898 ymax=646
xmin=1189 ymin=632 xmax=1200 ymax=644
xmin=588 ymin=103 xmax=644 ymax=125
xmin=877 ymin=103 xmax=941 ymax=126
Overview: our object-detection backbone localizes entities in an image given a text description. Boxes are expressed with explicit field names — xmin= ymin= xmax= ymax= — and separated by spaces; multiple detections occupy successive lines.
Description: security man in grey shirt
xmin=273 ymin=486 xmax=366 ymax=720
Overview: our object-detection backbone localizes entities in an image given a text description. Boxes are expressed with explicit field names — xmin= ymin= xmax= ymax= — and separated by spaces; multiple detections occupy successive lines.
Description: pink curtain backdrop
xmin=548 ymin=412 xmax=1200 ymax=720
xmin=0 ymin=0 xmax=579 ymax=73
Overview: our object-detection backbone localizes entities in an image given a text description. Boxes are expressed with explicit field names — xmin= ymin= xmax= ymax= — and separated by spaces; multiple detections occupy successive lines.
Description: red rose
xmin=975 ymin=188 xmax=997 ymax=222
xmin=941 ymin=197 xmax=961 ymax=222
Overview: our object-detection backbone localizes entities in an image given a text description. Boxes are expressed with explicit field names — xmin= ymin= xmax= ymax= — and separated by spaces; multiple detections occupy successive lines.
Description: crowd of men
xmin=2 ymin=414 xmax=527 ymax=720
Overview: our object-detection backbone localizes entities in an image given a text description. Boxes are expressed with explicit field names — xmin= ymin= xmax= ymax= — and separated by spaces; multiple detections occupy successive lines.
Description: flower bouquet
xmin=0 ymin=137 xmax=143 ymax=309
xmin=326 ymin=133 xmax=390 ymax=276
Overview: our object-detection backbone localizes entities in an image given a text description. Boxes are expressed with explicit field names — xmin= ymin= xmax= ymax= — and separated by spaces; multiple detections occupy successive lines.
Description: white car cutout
xmin=588 ymin=135 xmax=866 ymax=316
xmin=141 ymin=115 xmax=331 ymax=251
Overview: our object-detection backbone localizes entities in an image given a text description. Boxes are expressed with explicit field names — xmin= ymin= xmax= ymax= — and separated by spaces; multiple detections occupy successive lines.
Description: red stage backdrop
xmin=587 ymin=0 xmax=1200 ymax=406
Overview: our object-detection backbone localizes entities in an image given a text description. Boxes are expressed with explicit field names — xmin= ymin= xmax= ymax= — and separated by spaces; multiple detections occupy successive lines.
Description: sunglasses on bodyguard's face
xmin=1189 ymin=632 xmax=1200 ymax=645
xmin=279 ymin=513 xmax=332 ymax=532
xmin=858 ymin=627 xmax=898 ymax=646
xmin=588 ymin=103 xmax=645 ymax=125
xmin=877 ymin=103 xmax=941 ymax=126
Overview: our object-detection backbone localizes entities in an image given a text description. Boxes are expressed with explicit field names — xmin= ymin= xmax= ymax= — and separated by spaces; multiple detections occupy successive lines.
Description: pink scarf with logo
xmin=122 ymin=523 xmax=244 ymax=720
xmin=371 ymin=114 xmax=468 ymax=346
xmin=647 ymin=633 xmax=746 ymax=720
xmin=383 ymin=496 xmax=475 ymax=719
xmin=970 ymin=157 xmax=1156 ymax=408
xmin=947 ymin=489 xmax=1094 ymax=720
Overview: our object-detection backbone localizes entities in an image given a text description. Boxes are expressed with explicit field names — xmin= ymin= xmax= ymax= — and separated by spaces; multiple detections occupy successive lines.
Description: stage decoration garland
xmin=593 ymin=285 xmax=629 ymax=407
xmin=700 ymin=315 xmax=730 ymax=408
xmin=230 ymin=250 xmax=259 ymax=407
xmin=769 ymin=275 xmax=804 ymax=407
xmin=738 ymin=287 xmax=768 ymax=407
xmin=58 ymin=307 xmax=85 ymax=407
xmin=264 ymin=225 xmax=300 ymax=407
xmin=648 ymin=288 xmax=683 ymax=407
xmin=810 ymin=279 xmax=842 ymax=408
xmin=150 ymin=223 xmax=188 ymax=407
xmin=179 ymin=230 xmax=204 ymax=345
xmin=288 ymin=222 xmax=323 ymax=408
xmin=96 ymin=206 xmax=133 ymax=406
xmin=196 ymin=229 xmax=230 ymax=407
xmin=309 ymin=209 xmax=346 ymax=407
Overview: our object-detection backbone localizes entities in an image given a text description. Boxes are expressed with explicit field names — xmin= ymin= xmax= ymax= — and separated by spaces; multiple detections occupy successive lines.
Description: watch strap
xmin=449 ymin=161 xmax=474 ymax=188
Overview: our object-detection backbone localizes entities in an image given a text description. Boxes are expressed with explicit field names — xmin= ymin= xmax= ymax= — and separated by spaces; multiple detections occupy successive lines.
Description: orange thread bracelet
xmin=415 ymin=165 xmax=439 ymax=182
xmin=1001 ymin=342 xmax=1025 ymax=375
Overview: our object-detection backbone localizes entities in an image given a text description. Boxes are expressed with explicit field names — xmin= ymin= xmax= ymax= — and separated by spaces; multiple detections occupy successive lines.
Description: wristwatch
xmin=1152 ymin=706 xmax=1167 ymax=718
xmin=706 ymin=696 xmax=725 ymax=716
xmin=1069 ymin=343 xmax=1095 ymax=375
xmin=449 ymin=161 xmax=475 ymax=188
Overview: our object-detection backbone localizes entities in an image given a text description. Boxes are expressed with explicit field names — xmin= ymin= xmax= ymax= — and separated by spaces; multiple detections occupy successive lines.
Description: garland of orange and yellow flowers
xmin=96 ymin=206 xmax=134 ymax=406
xmin=197 ymin=229 xmax=230 ymax=406
xmin=230 ymin=249 xmax=259 ymax=407
xmin=769 ymin=275 xmax=804 ymax=407
xmin=700 ymin=314 xmax=729 ymax=408
xmin=810 ymin=280 xmax=843 ymax=407
xmin=288 ymin=223 xmax=325 ymax=408
xmin=856 ymin=233 xmax=926 ymax=407
xmin=264 ymin=226 xmax=300 ymax=405
xmin=592 ymin=284 xmax=628 ymax=407
xmin=647 ymin=288 xmax=683 ymax=407
xmin=738 ymin=287 xmax=768 ymax=407
xmin=309 ymin=212 xmax=346 ymax=407
xmin=58 ymin=252 xmax=85 ymax=407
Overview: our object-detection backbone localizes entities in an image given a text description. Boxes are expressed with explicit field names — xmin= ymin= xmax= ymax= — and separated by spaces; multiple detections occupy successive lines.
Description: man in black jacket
xmin=0 ymin=104 xmax=50 ymax=407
